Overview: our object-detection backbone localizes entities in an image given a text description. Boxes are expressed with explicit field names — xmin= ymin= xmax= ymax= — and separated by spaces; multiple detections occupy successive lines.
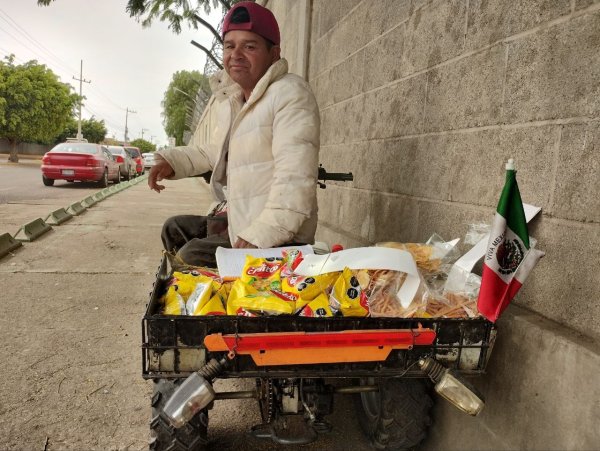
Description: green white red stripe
xmin=477 ymin=160 xmax=545 ymax=322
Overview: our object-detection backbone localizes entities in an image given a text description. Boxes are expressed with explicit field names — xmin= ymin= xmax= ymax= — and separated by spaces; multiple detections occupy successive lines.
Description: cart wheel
xmin=149 ymin=379 xmax=209 ymax=451
xmin=354 ymin=378 xmax=432 ymax=451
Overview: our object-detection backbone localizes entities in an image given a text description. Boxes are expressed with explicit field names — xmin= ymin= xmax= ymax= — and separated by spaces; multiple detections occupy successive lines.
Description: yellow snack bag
xmin=187 ymin=280 xmax=216 ymax=315
xmin=227 ymin=280 xmax=295 ymax=315
xmin=197 ymin=287 xmax=227 ymax=315
xmin=329 ymin=267 xmax=369 ymax=317
xmin=298 ymin=293 xmax=333 ymax=317
xmin=163 ymin=286 xmax=186 ymax=315
xmin=240 ymin=256 xmax=283 ymax=291
xmin=282 ymin=272 xmax=339 ymax=301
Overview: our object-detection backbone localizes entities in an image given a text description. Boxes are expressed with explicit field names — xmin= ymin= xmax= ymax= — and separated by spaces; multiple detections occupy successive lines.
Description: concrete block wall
xmin=264 ymin=1 xmax=600 ymax=448
xmin=291 ymin=0 xmax=600 ymax=341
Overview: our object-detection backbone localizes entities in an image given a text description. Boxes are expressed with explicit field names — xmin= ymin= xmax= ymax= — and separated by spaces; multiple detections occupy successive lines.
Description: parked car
xmin=108 ymin=145 xmax=136 ymax=181
xmin=41 ymin=142 xmax=121 ymax=187
xmin=124 ymin=146 xmax=144 ymax=176
xmin=142 ymin=152 xmax=156 ymax=169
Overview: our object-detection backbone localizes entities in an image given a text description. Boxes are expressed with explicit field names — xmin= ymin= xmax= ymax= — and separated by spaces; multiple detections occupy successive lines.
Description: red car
xmin=41 ymin=142 xmax=121 ymax=187
xmin=124 ymin=146 xmax=144 ymax=176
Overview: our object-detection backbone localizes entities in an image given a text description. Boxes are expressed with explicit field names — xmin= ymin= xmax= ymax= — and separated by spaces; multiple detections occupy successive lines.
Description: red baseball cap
xmin=222 ymin=2 xmax=280 ymax=45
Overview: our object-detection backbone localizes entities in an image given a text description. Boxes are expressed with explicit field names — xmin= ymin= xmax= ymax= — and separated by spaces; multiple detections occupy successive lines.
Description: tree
xmin=162 ymin=70 xmax=210 ymax=146
xmin=0 ymin=56 xmax=78 ymax=162
xmin=55 ymin=117 xmax=107 ymax=144
xmin=130 ymin=138 xmax=156 ymax=153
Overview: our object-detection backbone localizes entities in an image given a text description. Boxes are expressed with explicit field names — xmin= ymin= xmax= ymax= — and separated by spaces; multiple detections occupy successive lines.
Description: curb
xmin=1 ymin=174 xmax=150 ymax=260
xmin=0 ymin=233 xmax=22 ymax=258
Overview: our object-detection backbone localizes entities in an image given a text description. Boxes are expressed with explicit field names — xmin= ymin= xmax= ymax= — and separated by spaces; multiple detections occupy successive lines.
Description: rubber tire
xmin=42 ymin=175 xmax=54 ymax=186
xmin=149 ymin=379 xmax=209 ymax=451
xmin=98 ymin=169 xmax=108 ymax=188
xmin=355 ymin=378 xmax=433 ymax=450
xmin=125 ymin=166 xmax=131 ymax=181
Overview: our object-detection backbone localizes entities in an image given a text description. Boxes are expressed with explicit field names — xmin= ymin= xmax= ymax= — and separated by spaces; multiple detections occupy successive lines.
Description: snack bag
xmin=185 ymin=280 xmax=214 ymax=315
xmin=367 ymin=270 xmax=430 ymax=318
xmin=162 ymin=286 xmax=186 ymax=315
xmin=240 ymin=256 xmax=284 ymax=291
xmin=298 ymin=293 xmax=333 ymax=317
xmin=196 ymin=286 xmax=227 ymax=315
xmin=329 ymin=267 xmax=369 ymax=317
xmin=226 ymin=279 xmax=295 ymax=316
xmin=280 ymin=249 xmax=304 ymax=278
xmin=282 ymin=272 xmax=339 ymax=302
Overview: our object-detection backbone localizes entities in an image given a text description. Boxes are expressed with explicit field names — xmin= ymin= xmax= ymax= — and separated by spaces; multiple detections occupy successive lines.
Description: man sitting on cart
xmin=148 ymin=1 xmax=320 ymax=267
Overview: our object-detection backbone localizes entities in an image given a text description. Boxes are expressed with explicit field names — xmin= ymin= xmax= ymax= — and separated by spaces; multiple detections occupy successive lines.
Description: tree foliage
xmin=55 ymin=117 xmax=107 ymax=144
xmin=162 ymin=70 xmax=210 ymax=146
xmin=0 ymin=56 xmax=78 ymax=162
xmin=129 ymin=138 xmax=156 ymax=153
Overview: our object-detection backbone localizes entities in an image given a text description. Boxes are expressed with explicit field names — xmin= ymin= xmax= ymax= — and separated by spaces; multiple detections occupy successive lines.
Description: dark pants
xmin=161 ymin=215 xmax=231 ymax=268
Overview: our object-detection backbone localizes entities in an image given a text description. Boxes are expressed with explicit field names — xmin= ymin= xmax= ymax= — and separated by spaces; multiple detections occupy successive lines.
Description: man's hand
xmin=234 ymin=238 xmax=257 ymax=249
xmin=148 ymin=154 xmax=175 ymax=193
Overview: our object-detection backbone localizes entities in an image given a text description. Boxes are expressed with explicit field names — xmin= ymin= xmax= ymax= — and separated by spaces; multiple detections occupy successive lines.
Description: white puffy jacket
xmin=158 ymin=58 xmax=320 ymax=248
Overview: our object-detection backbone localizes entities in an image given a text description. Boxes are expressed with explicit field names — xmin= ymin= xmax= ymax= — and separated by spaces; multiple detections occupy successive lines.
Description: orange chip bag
xmin=299 ymin=293 xmax=333 ymax=317
xmin=329 ymin=267 xmax=369 ymax=317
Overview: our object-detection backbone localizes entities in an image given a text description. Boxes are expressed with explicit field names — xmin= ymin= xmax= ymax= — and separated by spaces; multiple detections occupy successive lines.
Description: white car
xmin=143 ymin=152 xmax=156 ymax=169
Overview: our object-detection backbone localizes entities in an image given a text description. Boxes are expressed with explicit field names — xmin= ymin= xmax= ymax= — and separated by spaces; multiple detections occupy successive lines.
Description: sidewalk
xmin=0 ymin=177 xmax=212 ymax=449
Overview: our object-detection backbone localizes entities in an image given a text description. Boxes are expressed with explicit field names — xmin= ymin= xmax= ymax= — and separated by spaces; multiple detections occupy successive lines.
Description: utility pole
xmin=124 ymin=107 xmax=137 ymax=143
xmin=141 ymin=128 xmax=148 ymax=140
xmin=72 ymin=60 xmax=91 ymax=141
xmin=150 ymin=135 xmax=156 ymax=145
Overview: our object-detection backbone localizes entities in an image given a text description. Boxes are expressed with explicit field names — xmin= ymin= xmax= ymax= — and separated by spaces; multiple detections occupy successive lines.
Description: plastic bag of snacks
xmin=366 ymin=269 xmax=430 ymax=318
xmin=226 ymin=279 xmax=296 ymax=316
xmin=328 ymin=267 xmax=370 ymax=317
xmin=161 ymin=269 xmax=225 ymax=316
xmin=298 ymin=293 xmax=333 ymax=317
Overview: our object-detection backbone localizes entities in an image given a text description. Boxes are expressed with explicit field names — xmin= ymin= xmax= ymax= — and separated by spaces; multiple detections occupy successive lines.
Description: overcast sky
xmin=0 ymin=0 xmax=223 ymax=146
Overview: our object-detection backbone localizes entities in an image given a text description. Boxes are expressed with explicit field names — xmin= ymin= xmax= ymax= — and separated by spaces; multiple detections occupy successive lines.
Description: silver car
xmin=108 ymin=146 xmax=137 ymax=181
xmin=143 ymin=152 xmax=156 ymax=169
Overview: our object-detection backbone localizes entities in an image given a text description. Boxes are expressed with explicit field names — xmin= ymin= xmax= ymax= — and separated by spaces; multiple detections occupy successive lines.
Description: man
xmin=149 ymin=2 xmax=320 ymax=267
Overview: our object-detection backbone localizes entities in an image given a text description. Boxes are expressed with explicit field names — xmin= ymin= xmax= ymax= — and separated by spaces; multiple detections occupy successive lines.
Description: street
xmin=0 ymin=163 xmax=374 ymax=451
xmin=0 ymin=159 xmax=110 ymax=205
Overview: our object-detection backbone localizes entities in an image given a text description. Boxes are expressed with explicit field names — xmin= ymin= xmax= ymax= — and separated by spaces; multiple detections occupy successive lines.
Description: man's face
xmin=223 ymin=30 xmax=280 ymax=94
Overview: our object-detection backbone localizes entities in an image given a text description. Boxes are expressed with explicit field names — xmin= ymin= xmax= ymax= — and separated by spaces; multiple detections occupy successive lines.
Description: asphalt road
xmin=0 ymin=159 xmax=115 ymax=205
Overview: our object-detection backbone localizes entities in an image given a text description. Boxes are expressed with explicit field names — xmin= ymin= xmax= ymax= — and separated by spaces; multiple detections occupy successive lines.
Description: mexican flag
xmin=477 ymin=160 xmax=545 ymax=322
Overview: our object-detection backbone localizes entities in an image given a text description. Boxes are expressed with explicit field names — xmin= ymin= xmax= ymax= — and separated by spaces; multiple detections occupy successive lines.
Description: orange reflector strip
xmin=204 ymin=329 xmax=436 ymax=366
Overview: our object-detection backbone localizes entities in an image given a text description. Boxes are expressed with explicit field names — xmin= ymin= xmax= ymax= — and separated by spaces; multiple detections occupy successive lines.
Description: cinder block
xmin=317 ymin=184 xmax=371 ymax=241
xmin=44 ymin=208 xmax=73 ymax=226
xmin=424 ymin=45 xmax=505 ymax=133
xmin=361 ymin=73 xmax=426 ymax=138
xmin=448 ymin=126 xmax=559 ymax=209
xmin=367 ymin=192 xmax=421 ymax=243
xmin=465 ymin=0 xmax=571 ymax=51
xmin=13 ymin=218 xmax=52 ymax=242
xmin=320 ymin=95 xmax=366 ymax=146
xmin=0 ymin=232 xmax=22 ymax=259
xmin=552 ymin=122 xmax=600 ymax=222
xmin=315 ymin=223 xmax=370 ymax=250
xmin=367 ymin=0 xmax=412 ymax=35
xmin=401 ymin=0 xmax=466 ymax=77
xmin=362 ymin=25 xmax=405 ymax=91
xmin=330 ymin=50 xmax=365 ymax=104
xmin=503 ymin=11 xmax=600 ymax=123
xmin=316 ymin=0 xmax=362 ymax=38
